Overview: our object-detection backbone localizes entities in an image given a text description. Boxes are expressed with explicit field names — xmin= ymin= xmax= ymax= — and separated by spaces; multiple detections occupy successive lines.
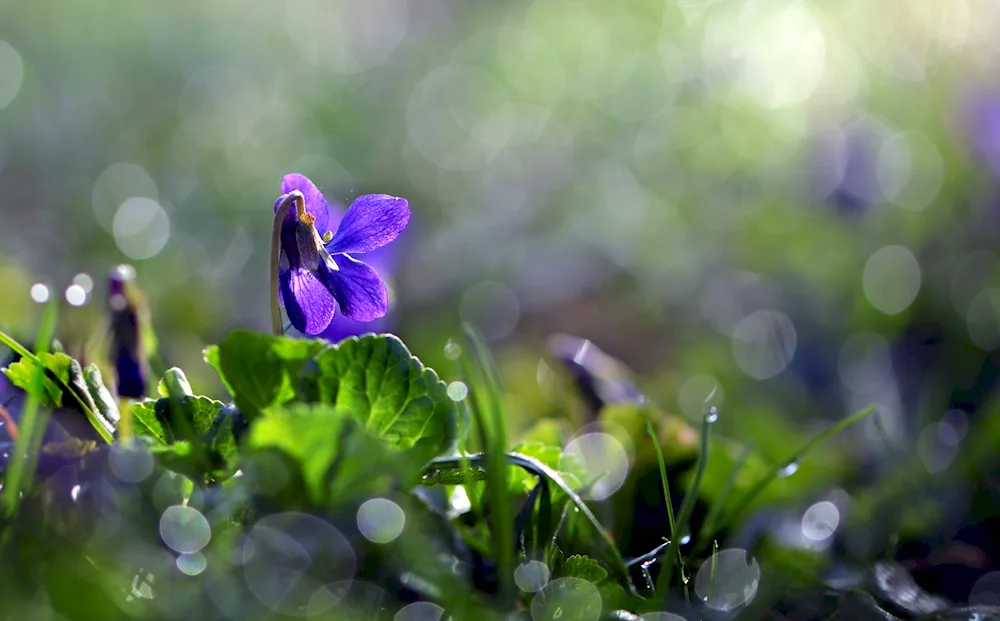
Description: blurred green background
xmin=2 ymin=0 xmax=1000 ymax=471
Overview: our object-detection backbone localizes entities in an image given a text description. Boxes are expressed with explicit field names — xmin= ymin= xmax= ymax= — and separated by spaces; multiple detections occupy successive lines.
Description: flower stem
xmin=270 ymin=191 xmax=304 ymax=336
xmin=118 ymin=397 xmax=133 ymax=442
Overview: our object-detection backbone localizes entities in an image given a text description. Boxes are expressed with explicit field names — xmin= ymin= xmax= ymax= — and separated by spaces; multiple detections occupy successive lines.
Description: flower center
xmin=294 ymin=217 xmax=330 ymax=272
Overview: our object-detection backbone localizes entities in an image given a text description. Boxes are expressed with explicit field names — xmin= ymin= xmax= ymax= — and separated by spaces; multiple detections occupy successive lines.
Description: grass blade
xmin=646 ymin=418 xmax=682 ymax=593
xmin=424 ymin=451 xmax=638 ymax=594
xmin=695 ymin=444 xmax=753 ymax=554
xmin=715 ymin=405 xmax=876 ymax=535
xmin=2 ymin=298 xmax=59 ymax=516
xmin=461 ymin=324 xmax=515 ymax=605
xmin=656 ymin=406 xmax=715 ymax=595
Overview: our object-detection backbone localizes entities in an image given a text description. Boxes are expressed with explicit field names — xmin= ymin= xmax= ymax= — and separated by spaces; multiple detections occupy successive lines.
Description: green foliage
xmin=563 ymin=555 xmax=608 ymax=582
xmin=130 ymin=395 xmax=234 ymax=482
xmin=248 ymin=403 xmax=414 ymax=503
xmin=2 ymin=352 xmax=74 ymax=407
xmin=212 ymin=330 xmax=457 ymax=465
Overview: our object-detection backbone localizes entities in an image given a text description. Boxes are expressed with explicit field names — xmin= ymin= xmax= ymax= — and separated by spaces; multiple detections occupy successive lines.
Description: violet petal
xmin=279 ymin=173 xmax=330 ymax=234
xmin=279 ymin=266 xmax=337 ymax=335
xmin=318 ymin=255 xmax=388 ymax=322
xmin=326 ymin=194 xmax=409 ymax=255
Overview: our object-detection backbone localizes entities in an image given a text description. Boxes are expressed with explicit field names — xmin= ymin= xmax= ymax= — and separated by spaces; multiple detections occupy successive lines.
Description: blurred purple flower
xmin=963 ymin=89 xmax=1000 ymax=178
xmin=275 ymin=173 xmax=409 ymax=336
xmin=108 ymin=264 xmax=146 ymax=399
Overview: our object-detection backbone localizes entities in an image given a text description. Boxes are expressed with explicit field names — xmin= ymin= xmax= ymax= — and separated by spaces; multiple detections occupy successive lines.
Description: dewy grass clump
xmin=0 ymin=171 xmax=924 ymax=621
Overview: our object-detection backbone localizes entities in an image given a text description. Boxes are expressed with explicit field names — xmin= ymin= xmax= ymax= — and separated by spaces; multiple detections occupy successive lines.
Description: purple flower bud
xmin=107 ymin=264 xmax=145 ymax=399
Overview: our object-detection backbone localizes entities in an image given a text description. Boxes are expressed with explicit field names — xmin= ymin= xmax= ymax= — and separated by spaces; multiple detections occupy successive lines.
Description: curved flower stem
xmin=270 ymin=191 xmax=305 ymax=336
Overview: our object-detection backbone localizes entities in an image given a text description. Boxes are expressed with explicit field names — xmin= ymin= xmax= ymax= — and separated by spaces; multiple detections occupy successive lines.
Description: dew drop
xmin=779 ymin=460 xmax=800 ymax=477
xmin=705 ymin=407 xmax=719 ymax=423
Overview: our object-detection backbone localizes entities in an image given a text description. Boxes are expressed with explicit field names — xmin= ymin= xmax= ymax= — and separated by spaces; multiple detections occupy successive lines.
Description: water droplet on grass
xmin=779 ymin=460 xmax=800 ymax=477
xmin=705 ymin=406 xmax=719 ymax=423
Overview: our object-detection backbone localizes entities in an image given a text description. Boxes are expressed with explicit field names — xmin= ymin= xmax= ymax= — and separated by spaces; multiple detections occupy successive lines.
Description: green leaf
xmin=131 ymin=400 xmax=167 ymax=445
xmin=130 ymin=396 xmax=234 ymax=482
xmin=509 ymin=442 xmax=585 ymax=494
xmin=2 ymin=352 xmax=74 ymax=406
xmin=563 ymin=555 xmax=608 ymax=583
xmin=248 ymin=403 xmax=411 ymax=503
xmin=84 ymin=364 xmax=120 ymax=426
xmin=213 ymin=330 xmax=456 ymax=465
xmin=310 ymin=334 xmax=456 ymax=462
xmin=214 ymin=330 xmax=329 ymax=417
xmin=202 ymin=345 xmax=233 ymax=395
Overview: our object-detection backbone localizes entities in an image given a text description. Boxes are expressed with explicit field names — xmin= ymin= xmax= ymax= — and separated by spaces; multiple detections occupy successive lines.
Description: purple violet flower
xmin=275 ymin=173 xmax=409 ymax=336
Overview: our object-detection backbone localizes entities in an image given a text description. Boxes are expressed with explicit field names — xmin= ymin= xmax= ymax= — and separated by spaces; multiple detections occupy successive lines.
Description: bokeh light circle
xmin=91 ymin=163 xmax=158 ymax=231
xmin=677 ymin=375 xmax=724 ymax=420
xmin=731 ymin=310 xmax=797 ymax=380
xmin=242 ymin=512 xmax=356 ymax=616
xmin=113 ymin=196 xmax=171 ymax=260
xmin=0 ymin=40 xmax=24 ymax=110
xmin=446 ymin=381 xmax=468 ymax=402
xmin=801 ymin=501 xmax=841 ymax=542
xmin=694 ymin=548 xmax=761 ymax=612
xmin=109 ymin=441 xmax=156 ymax=484
xmin=514 ymin=560 xmax=550 ymax=593
xmin=30 ymin=283 xmax=50 ymax=303
xmin=395 ymin=601 xmax=446 ymax=621
xmin=863 ymin=245 xmax=921 ymax=315
xmin=65 ymin=284 xmax=88 ymax=307
xmin=176 ymin=552 xmax=207 ymax=576
xmin=530 ymin=577 xmax=602 ymax=621
xmin=356 ymin=498 xmax=406 ymax=544
xmin=970 ymin=571 xmax=1000 ymax=607
xmin=159 ymin=505 xmax=211 ymax=554
xmin=561 ymin=432 xmax=630 ymax=501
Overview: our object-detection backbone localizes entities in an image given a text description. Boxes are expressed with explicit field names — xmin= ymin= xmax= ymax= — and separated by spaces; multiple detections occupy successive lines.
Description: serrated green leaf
xmin=2 ymin=352 xmax=74 ymax=406
xmin=131 ymin=399 xmax=166 ymax=445
xmin=130 ymin=395 xmax=233 ymax=482
xmin=214 ymin=330 xmax=456 ymax=466
xmin=310 ymin=334 xmax=456 ymax=462
xmin=563 ymin=555 xmax=608 ymax=583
